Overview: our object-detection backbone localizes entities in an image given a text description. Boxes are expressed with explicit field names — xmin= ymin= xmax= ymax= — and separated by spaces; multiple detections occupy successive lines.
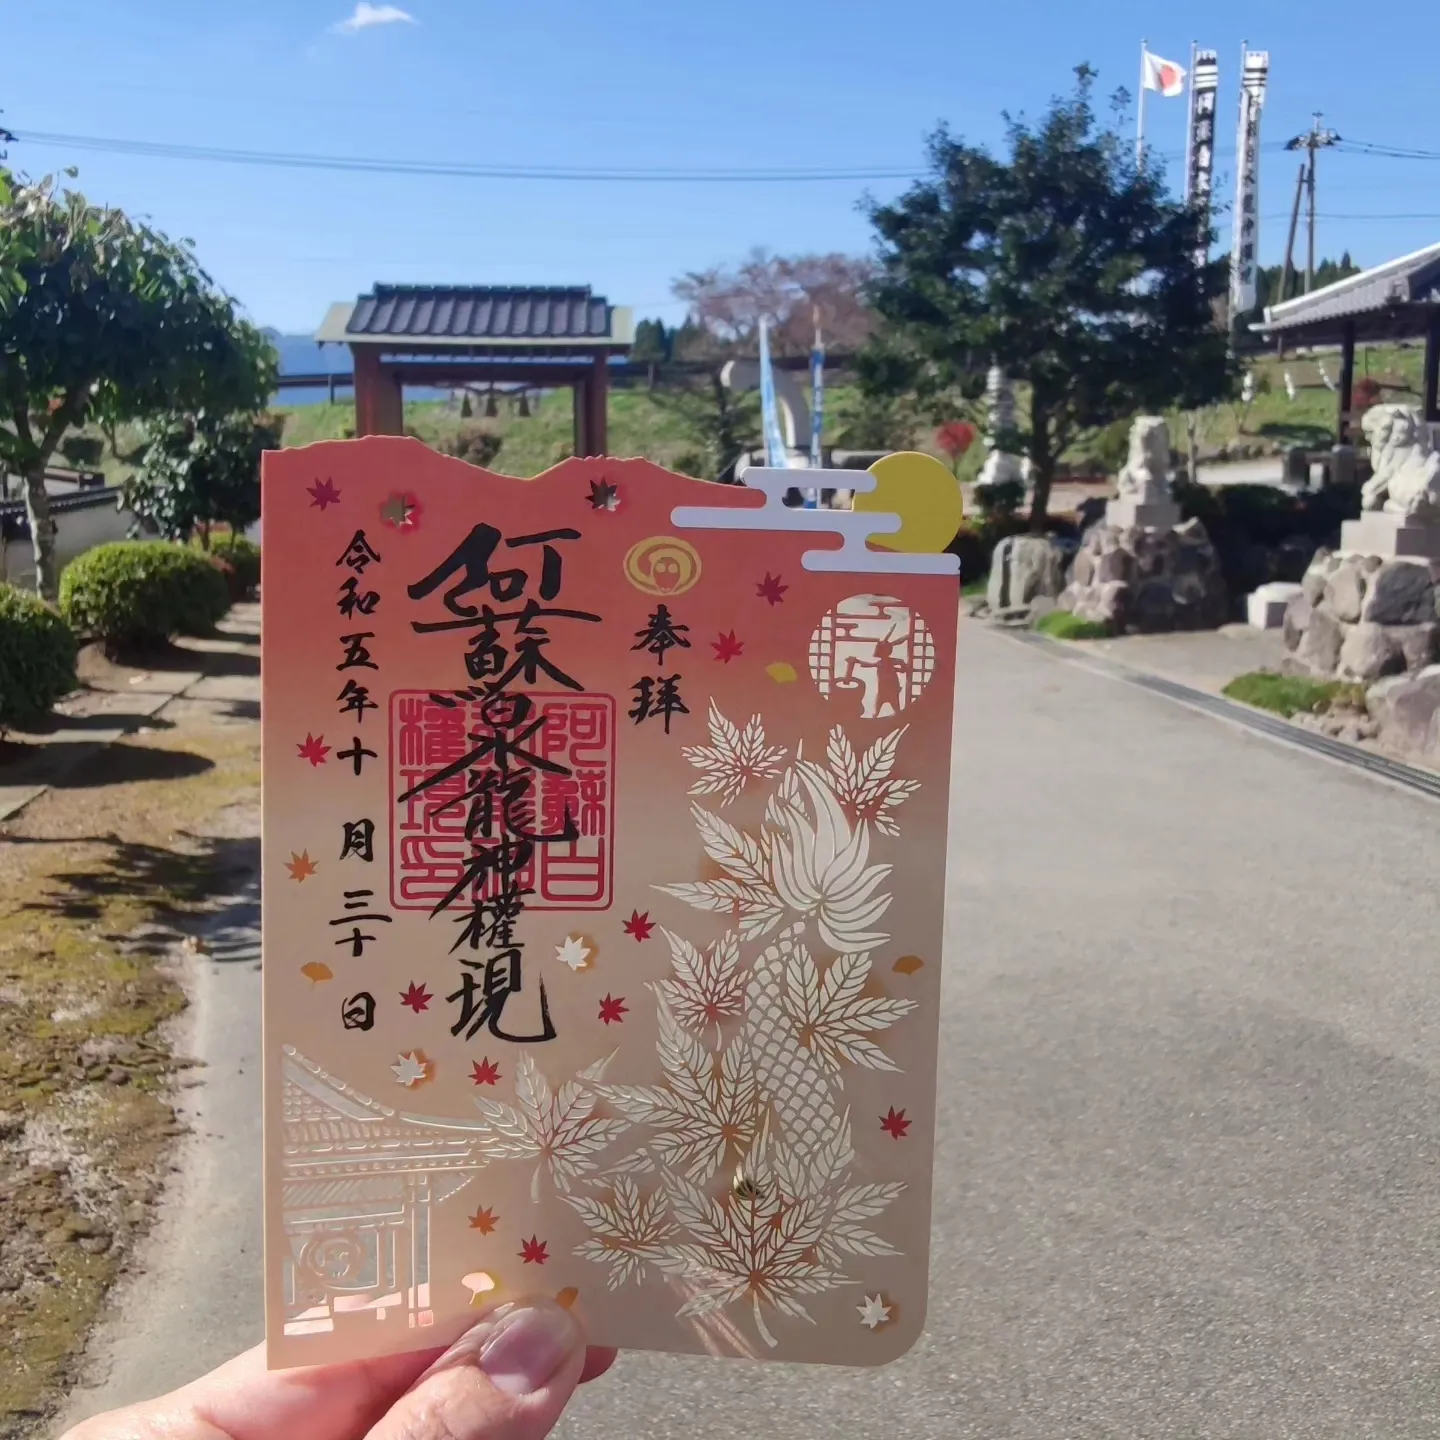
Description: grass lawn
xmin=1035 ymin=610 xmax=1109 ymax=640
xmin=1222 ymin=670 xmax=1367 ymax=717
xmin=0 ymin=634 xmax=259 ymax=1431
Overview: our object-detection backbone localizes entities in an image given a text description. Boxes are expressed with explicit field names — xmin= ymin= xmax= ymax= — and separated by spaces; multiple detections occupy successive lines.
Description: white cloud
xmin=332 ymin=3 xmax=417 ymax=34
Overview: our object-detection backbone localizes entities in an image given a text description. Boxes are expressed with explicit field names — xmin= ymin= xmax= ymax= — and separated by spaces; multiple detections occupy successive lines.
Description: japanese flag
xmin=1142 ymin=51 xmax=1187 ymax=97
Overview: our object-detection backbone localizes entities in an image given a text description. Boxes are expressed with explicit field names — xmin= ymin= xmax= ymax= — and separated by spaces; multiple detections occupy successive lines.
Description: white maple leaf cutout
xmin=656 ymin=803 xmax=784 ymax=940
xmin=555 ymin=934 xmax=591 ymax=971
xmin=471 ymin=1052 xmax=625 ymax=1200
xmin=781 ymin=944 xmax=917 ymax=1077
xmin=391 ymin=1051 xmax=429 ymax=1087
xmin=657 ymin=1167 xmax=851 ymax=1349
xmin=769 ymin=762 xmax=893 ymax=953
xmin=652 ymin=928 xmax=745 ymax=1046
xmin=564 ymin=1177 xmax=676 ymax=1289
xmin=598 ymin=1002 xmax=758 ymax=1185
xmin=825 ymin=726 xmax=921 ymax=838
xmin=680 ymin=700 xmax=788 ymax=805
xmin=857 ymin=1294 xmax=892 ymax=1329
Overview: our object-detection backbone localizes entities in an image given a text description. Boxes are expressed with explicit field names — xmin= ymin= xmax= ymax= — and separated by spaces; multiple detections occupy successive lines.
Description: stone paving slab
xmin=1079 ymin=623 xmax=1289 ymax=696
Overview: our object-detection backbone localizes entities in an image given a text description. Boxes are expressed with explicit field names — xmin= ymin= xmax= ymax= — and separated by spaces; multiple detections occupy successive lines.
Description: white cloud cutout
xmin=332 ymin=3 xmax=417 ymax=34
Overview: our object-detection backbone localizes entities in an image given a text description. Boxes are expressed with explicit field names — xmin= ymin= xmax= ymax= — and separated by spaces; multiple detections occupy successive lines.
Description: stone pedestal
xmin=1282 ymin=546 xmax=1440 ymax=681
xmin=1058 ymin=517 xmax=1226 ymax=634
xmin=1248 ymin=582 xmax=1303 ymax=630
xmin=1106 ymin=497 xmax=1181 ymax=531
xmin=1339 ymin=511 xmax=1440 ymax=561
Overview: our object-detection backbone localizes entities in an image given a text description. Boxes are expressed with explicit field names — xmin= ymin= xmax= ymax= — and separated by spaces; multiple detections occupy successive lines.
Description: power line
xmin=10 ymin=128 xmax=920 ymax=184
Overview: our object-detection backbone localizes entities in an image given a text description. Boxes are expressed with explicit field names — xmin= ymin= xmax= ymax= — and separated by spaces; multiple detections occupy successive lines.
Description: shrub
xmin=1036 ymin=610 xmax=1110 ymax=640
xmin=441 ymin=423 xmax=504 ymax=470
xmin=0 ymin=585 xmax=78 ymax=732
xmin=59 ymin=541 xmax=230 ymax=652
xmin=198 ymin=532 xmax=260 ymax=599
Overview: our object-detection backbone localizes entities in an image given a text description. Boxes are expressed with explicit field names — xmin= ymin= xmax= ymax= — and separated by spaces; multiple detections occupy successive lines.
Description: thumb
xmin=365 ymin=1297 xmax=586 ymax=1440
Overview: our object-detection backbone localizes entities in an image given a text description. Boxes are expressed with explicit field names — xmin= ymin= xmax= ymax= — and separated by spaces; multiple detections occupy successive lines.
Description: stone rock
xmin=1337 ymin=622 xmax=1404 ymax=683
xmin=1378 ymin=667 xmax=1440 ymax=758
xmin=986 ymin=535 xmax=1067 ymax=613
xmin=1071 ymin=548 xmax=1095 ymax=586
xmin=1095 ymin=547 xmax=1131 ymax=584
xmin=1301 ymin=549 xmax=1334 ymax=605
xmin=1366 ymin=673 xmax=1412 ymax=729
xmin=1361 ymin=560 xmax=1435 ymax=625
xmin=1322 ymin=562 xmax=1366 ymax=623
xmin=1393 ymin=622 xmax=1439 ymax=673
xmin=1282 ymin=594 xmax=1312 ymax=651
xmin=1132 ymin=579 xmax=1178 ymax=632
xmin=1296 ymin=606 xmax=1345 ymax=674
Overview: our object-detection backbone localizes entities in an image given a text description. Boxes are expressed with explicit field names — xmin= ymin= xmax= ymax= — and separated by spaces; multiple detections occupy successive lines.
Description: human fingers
xmin=364 ymin=1297 xmax=586 ymax=1440
xmin=579 ymin=1345 xmax=618 ymax=1384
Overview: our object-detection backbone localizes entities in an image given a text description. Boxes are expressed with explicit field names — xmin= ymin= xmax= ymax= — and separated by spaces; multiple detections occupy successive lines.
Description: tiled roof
xmin=1259 ymin=241 xmax=1440 ymax=335
xmin=347 ymin=285 xmax=613 ymax=341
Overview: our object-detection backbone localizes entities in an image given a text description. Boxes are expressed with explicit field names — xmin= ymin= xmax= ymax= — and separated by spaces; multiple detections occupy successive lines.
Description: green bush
xmin=199 ymin=532 xmax=260 ymax=599
xmin=0 ymin=585 xmax=79 ymax=732
xmin=59 ymin=541 xmax=230 ymax=652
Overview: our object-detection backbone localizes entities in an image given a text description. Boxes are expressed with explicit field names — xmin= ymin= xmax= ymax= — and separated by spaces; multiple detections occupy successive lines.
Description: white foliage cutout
xmin=563 ymin=704 xmax=920 ymax=1348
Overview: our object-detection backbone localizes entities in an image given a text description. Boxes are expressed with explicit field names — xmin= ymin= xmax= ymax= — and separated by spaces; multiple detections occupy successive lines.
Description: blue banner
xmin=810 ymin=330 xmax=825 ymax=470
xmin=758 ymin=318 xmax=789 ymax=471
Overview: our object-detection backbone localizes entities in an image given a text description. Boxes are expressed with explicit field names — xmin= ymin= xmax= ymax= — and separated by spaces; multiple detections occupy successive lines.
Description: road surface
xmin=65 ymin=623 xmax=1440 ymax=1438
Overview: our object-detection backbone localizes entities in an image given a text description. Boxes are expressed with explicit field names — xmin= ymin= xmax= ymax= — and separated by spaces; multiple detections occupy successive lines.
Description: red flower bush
xmin=936 ymin=421 xmax=977 ymax=458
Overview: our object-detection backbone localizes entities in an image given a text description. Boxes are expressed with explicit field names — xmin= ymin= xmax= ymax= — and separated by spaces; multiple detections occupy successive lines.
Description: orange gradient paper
xmin=261 ymin=440 xmax=959 ymax=1370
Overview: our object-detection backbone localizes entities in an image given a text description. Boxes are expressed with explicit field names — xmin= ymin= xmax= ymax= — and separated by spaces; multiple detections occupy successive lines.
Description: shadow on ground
xmin=12 ymin=830 xmax=259 ymax=953
xmin=1256 ymin=421 xmax=1335 ymax=447
xmin=107 ymin=641 xmax=259 ymax=681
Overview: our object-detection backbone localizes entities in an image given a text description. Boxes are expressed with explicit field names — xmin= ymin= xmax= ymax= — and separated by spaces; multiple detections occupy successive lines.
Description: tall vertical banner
xmin=810 ymin=321 xmax=825 ymax=471
xmin=758 ymin=318 xmax=789 ymax=471
xmin=1229 ymin=49 xmax=1270 ymax=320
xmin=1185 ymin=48 xmax=1220 ymax=261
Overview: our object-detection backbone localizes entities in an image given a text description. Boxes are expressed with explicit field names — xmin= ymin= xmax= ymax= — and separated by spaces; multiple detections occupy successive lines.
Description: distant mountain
xmin=262 ymin=329 xmax=353 ymax=380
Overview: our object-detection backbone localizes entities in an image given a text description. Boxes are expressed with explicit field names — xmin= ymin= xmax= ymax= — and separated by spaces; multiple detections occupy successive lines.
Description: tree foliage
xmin=673 ymin=249 xmax=876 ymax=358
xmin=125 ymin=410 xmax=282 ymax=542
xmin=0 ymin=168 xmax=276 ymax=594
xmin=860 ymin=68 xmax=1237 ymax=529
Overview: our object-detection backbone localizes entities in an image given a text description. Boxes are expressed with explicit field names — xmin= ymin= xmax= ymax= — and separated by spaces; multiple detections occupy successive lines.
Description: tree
xmin=657 ymin=371 xmax=760 ymax=482
xmin=861 ymin=68 xmax=1237 ymax=530
xmin=0 ymin=169 xmax=276 ymax=596
xmin=673 ymin=250 xmax=876 ymax=358
xmin=124 ymin=410 xmax=282 ymax=543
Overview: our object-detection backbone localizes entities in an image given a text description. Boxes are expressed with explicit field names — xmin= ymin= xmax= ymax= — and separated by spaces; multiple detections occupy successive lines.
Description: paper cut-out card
xmin=260 ymin=441 xmax=960 ymax=1370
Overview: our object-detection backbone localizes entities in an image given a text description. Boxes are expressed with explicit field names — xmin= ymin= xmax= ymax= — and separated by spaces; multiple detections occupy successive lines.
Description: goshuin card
xmin=261 ymin=440 xmax=960 ymax=1369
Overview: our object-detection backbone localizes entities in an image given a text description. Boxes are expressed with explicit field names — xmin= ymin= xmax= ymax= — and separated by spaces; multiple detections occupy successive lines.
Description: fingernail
xmin=476 ymin=1301 xmax=582 ymax=1397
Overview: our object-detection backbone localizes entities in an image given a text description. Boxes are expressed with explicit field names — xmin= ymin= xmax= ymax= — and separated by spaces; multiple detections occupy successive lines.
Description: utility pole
xmin=1279 ymin=163 xmax=1306 ymax=305
xmin=1284 ymin=112 xmax=1340 ymax=293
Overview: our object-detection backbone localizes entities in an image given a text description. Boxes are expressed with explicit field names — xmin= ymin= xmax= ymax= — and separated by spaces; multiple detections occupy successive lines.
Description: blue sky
xmin=3 ymin=0 xmax=1438 ymax=334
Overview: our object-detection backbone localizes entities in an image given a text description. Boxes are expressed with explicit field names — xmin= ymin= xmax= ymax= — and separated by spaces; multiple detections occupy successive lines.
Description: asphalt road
xmin=65 ymin=623 xmax=1440 ymax=1438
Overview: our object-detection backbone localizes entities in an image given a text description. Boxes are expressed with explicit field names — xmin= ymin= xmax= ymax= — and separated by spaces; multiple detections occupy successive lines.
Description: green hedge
xmin=196 ymin=533 xmax=260 ymax=600
xmin=0 ymin=585 xmax=78 ymax=732
xmin=59 ymin=541 xmax=231 ymax=652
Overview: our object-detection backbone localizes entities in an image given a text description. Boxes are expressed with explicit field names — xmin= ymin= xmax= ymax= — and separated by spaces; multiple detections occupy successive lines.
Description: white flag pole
xmin=1136 ymin=39 xmax=1148 ymax=169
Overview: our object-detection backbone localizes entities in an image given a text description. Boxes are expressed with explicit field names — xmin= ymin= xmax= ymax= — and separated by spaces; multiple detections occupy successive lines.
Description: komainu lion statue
xmin=1114 ymin=416 xmax=1172 ymax=503
xmin=1360 ymin=404 xmax=1440 ymax=521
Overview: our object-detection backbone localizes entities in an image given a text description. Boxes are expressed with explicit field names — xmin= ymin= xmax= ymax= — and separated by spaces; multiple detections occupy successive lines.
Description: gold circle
xmin=623 ymin=535 xmax=702 ymax=597
xmin=854 ymin=451 xmax=964 ymax=553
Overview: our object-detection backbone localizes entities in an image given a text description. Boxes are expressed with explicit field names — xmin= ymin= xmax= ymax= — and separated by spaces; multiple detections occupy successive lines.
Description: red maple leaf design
xmin=469 ymin=1206 xmax=498 ymax=1235
xmin=307 ymin=477 xmax=341 ymax=510
xmin=470 ymin=1057 xmax=501 ymax=1086
xmin=712 ymin=630 xmax=744 ymax=663
xmin=622 ymin=909 xmax=655 ymax=942
xmin=880 ymin=1106 xmax=911 ymax=1140
xmin=756 ymin=572 xmax=788 ymax=606
xmin=519 ymin=1235 xmax=549 ymax=1265
xmin=399 ymin=982 xmax=432 ymax=1014
xmin=598 ymin=994 xmax=628 ymax=1025
xmin=296 ymin=733 xmax=330 ymax=766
